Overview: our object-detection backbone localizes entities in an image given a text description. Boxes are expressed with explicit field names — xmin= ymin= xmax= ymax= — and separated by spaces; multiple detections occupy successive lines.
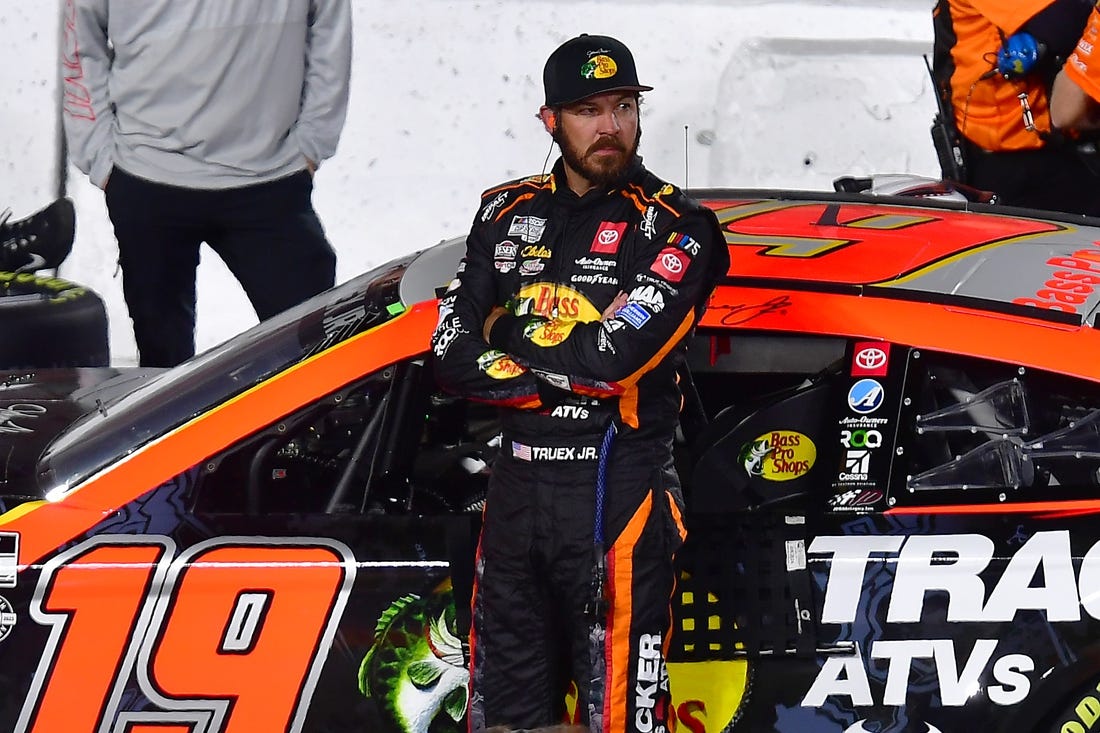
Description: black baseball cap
xmin=543 ymin=34 xmax=653 ymax=107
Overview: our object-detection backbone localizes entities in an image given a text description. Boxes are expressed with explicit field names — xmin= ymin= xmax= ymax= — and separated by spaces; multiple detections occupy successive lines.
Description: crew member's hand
xmin=483 ymin=305 xmax=509 ymax=342
xmin=601 ymin=291 xmax=629 ymax=321
xmin=997 ymin=33 xmax=1043 ymax=79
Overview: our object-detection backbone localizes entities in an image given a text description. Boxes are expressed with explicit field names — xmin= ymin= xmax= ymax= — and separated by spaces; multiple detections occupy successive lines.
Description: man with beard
xmin=431 ymin=34 xmax=728 ymax=733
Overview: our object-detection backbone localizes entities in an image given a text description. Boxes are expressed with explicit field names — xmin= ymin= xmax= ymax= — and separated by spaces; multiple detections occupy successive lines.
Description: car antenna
xmin=683 ymin=125 xmax=690 ymax=188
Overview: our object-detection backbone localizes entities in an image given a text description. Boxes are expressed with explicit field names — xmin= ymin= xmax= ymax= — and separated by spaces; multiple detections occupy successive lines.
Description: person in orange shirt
xmin=931 ymin=0 xmax=1097 ymax=213
xmin=1052 ymin=4 xmax=1100 ymax=131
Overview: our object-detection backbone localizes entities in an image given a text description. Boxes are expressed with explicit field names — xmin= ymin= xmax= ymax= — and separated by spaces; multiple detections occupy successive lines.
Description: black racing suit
xmin=431 ymin=156 xmax=728 ymax=733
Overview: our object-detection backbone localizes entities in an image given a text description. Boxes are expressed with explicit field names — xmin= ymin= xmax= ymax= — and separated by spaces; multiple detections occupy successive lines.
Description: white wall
xmin=2 ymin=0 xmax=937 ymax=366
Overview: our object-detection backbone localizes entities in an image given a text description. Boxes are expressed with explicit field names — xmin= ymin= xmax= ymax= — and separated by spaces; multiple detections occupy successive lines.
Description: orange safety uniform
xmin=1064 ymin=5 xmax=1100 ymax=104
xmin=934 ymin=0 xmax=1056 ymax=151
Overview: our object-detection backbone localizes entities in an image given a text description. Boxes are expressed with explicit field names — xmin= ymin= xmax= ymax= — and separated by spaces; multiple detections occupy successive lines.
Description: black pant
xmin=468 ymin=439 xmax=685 ymax=733
xmin=963 ymin=139 xmax=1100 ymax=217
xmin=104 ymin=168 xmax=336 ymax=367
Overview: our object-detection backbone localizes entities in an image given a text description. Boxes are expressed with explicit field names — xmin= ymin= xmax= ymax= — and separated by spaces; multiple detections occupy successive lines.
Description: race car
xmin=0 ymin=188 xmax=1099 ymax=733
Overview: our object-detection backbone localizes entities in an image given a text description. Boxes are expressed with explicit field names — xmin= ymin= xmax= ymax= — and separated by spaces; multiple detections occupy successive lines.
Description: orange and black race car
xmin=2 ymin=189 xmax=1100 ymax=733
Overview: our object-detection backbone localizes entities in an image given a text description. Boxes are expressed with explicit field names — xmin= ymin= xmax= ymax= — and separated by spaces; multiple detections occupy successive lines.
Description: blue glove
xmin=996 ymin=32 xmax=1042 ymax=78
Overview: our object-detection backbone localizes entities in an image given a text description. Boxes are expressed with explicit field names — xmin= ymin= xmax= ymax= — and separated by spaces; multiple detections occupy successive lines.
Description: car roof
xmin=698 ymin=189 xmax=1100 ymax=324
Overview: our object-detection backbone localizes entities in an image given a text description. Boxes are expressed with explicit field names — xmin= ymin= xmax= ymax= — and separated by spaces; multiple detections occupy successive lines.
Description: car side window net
xmin=187 ymin=357 xmax=498 ymax=517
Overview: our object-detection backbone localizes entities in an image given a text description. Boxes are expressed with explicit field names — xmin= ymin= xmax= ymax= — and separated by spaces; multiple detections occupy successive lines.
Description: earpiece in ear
xmin=548 ymin=113 xmax=556 ymax=128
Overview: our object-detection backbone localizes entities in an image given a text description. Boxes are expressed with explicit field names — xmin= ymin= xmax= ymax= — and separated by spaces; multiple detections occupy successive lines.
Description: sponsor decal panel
xmin=575 ymin=256 xmax=615 ymax=272
xmin=519 ymin=260 xmax=545 ymax=276
xmin=597 ymin=328 xmax=617 ymax=353
xmin=635 ymin=274 xmax=679 ymax=296
xmin=550 ymin=404 xmax=590 ymax=420
xmin=629 ymin=285 xmax=666 ymax=311
xmin=533 ymin=370 xmax=571 ymax=390
xmin=508 ymin=215 xmax=547 ymax=243
xmin=650 ymin=248 xmax=690 ymax=283
xmin=828 ymin=488 xmax=884 ymax=510
xmin=477 ymin=350 xmax=526 ymax=379
xmin=633 ymin=633 xmax=669 ymax=733
xmin=571 ymin=273 xmax=617 ymax=285
xmin=839 ymin=449 xmax=871 ymax=482
xmin=836 ymin=428 xmax=883 ymax=484
xmin=841 ymin=428 xmax=883 ymax=449
xmin=518 ymin=283 xmax=601 ymax=321
xmin=668 ymin=232 xmax=701 ymax=256
xmin=526 ymin=320 xmax=577 ymax=347
xmin=1013 ymin=242 xmax=1100 ymax=313
xmin=432 ymin=318 xmax=463 ymax=358
xmin=481 ymin=191 xmax=507 ymax=221
xmin=834 ymin=424 xmax=886 ymax=490
xmin=640 ymin=206 xmax=658 ymax=240
xmin=520 ymin=245 xmax=552 ymax=259
xmin=617 ymin=302 xmax=652 ymax=330
xmin=435 ymin=295 xmax=456 ymax=326
xmin=800 ymin=530 xmax=1100 ymax=713
xmin=847 ymin=379 xmax=884 ymax=414
xmin=851 ymin=342 xmax=889 ymax=377
xmin=738 ymin=430 xmax=816 ymax=481
xmin=486 ymin=357 xmax=525 ymax=380
xmin=592 ymin=221 xmax=628 ymax=254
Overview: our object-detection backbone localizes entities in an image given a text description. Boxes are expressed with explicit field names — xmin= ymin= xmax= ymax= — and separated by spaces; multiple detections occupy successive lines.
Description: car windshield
xmin=38 ymin=258 xmax=411 ymax=495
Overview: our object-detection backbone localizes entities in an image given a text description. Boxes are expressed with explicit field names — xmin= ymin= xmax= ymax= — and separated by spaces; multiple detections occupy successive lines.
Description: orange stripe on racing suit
xmin=617 ymin=310 xmax=696 ymax=429
xmin=605 ymin=490 xmax=654 ymax=733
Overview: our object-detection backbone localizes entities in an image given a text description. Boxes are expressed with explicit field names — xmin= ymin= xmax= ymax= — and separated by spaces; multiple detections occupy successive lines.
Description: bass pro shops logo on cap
xmin=581 ymin=53 xmax=618 ymax=80
xmin=543 ymin=34 xmax=653 ymax=107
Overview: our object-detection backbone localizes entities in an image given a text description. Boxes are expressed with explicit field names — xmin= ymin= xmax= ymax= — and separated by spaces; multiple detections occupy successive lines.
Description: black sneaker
xmin=0 ymin=197 xmax=75 ymax=273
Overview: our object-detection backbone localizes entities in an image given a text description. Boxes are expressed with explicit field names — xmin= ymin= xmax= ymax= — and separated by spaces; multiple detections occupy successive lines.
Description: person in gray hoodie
xmin=61 ymin=0 xmax=352 ymax=367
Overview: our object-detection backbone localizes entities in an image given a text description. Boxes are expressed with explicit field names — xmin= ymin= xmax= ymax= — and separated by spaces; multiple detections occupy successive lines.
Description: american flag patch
xmin=512 ymin=441 xmax=532 ymax=461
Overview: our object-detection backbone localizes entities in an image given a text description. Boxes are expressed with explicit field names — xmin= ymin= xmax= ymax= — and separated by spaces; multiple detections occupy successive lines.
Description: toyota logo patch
xmin=852 ymin=342 xmax=890 ymax=377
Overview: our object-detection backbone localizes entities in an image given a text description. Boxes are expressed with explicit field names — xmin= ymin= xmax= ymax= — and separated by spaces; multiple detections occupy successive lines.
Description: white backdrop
xmin=1 ymin=0 xmax=937 ymax=365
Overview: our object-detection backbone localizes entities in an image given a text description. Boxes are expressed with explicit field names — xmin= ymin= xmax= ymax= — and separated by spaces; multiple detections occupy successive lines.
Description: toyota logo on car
xmin=852 ymin=342 xmax=890 ymax=377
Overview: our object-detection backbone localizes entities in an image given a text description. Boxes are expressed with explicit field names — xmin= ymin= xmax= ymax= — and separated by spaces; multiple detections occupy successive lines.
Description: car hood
xmin=0 ymin=367 xmax=161 ymax=503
